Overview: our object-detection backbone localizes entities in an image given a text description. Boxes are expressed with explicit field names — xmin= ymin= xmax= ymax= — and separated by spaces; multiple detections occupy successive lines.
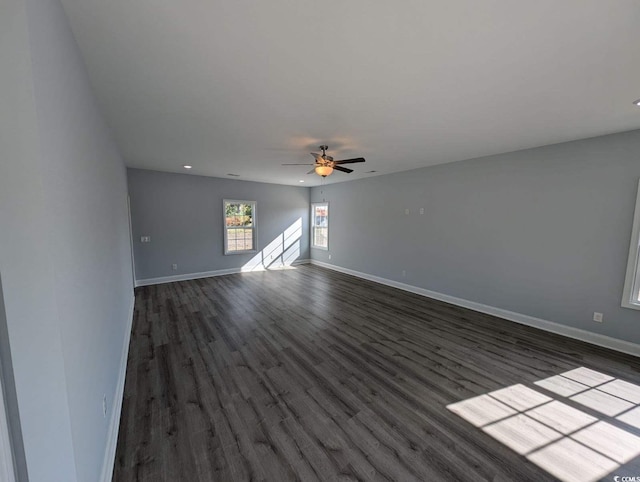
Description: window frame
xmin=622 ymin=180 xmax=640 ymax=310
xmin=223 ymin=199 xmax=258 ymax=255
xmin=311 ymin=202 xmax=329 ymax=251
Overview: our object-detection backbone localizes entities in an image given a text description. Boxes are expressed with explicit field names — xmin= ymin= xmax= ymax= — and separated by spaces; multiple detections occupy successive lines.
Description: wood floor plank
xmin=113 ymin=265 xmax=640 ymax=482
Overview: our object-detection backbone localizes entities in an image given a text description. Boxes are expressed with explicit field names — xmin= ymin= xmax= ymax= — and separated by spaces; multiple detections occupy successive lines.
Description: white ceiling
xmin=60 ymin=0 xmax=640 ymax=186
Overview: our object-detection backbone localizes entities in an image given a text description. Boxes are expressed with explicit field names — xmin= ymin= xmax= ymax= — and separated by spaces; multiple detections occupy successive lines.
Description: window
xmin=224 ymin=200 xmax=257 ymax=254
xmin=622 ymin=180 xmax=640 ymax=309
xmin=311 ymin=202 xmax=329 ymax=250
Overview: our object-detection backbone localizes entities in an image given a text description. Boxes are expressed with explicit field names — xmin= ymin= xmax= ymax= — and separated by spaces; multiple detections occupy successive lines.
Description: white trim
xmin=310 ymin=260 xmax=640 ymax=358
xmin=127 ymin=195 xmax=136 ymax=286
xmin=621 ymin=179 xmax=640 ymax=310
xmin=135 ymin=259 xmax=311 ymax=287
xmin=310 ymin=202 xmax=329 ymax=250
xmin=136 ymin=267 xmax=242 ymax=287
xmin=99 ymin=293 xmax=135 ymax=482
xmin=223 ymin=199 xmax=258 ymax=255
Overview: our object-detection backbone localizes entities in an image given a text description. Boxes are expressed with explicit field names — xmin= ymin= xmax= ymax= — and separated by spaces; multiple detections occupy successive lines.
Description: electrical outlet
xmin=402 ymin=270 xmax=406 ymax=277
xmin=404 ymin=208 xmax=410 ymax=215
xmin=328 ymin=254 xmax=332 ymax=260
xmin=102 ymin=394 xmax=107 ymax=419
xmin=419 ymin=208 xmax=425 ymax=215
xmin=593 ymin=312 xmax=603 ymax=323
xmin=172 ymin=263 xmax=178 ymax=271
xmin=140 ymin=236 xmax=151 ymax=243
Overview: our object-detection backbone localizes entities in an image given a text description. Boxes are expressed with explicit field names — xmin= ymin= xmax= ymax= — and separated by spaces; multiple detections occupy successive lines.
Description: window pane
xmin=227 ymin=227 xmax=254 ymax=252
xmin=243 ymin=229 xmax=253 ymax=250
xmin=226 ymin=203 xmax=239 ymax=217
xmin=226 ymin=228 xmax=235 ymax=250
xmin=314 ymin=205 xmax=328 ymax=227
xmin=314 ymin=227 xmax=328 ymax=248
xmin=225 ymin=203 xmax=254 ymax=226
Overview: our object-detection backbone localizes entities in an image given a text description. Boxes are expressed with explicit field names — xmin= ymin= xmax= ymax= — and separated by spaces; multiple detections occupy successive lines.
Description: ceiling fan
xmin=282 ymin=145 xmax=365 ymax=177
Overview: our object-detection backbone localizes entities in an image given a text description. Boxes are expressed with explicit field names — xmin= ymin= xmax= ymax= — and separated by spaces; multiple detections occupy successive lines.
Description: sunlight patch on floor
xmin=447 ymin=367 xmax=640 ymax=482
xmin=535 ymin=374 xmax=590 ymax=397
xmin=571 ymin=421 xmax=640 ymax=463
xmin=526 ymin=400 xmax=596 ymax=434
xmin=483 ymin=413 xmax=561 ymax=455
xmin=527 ymin=438 xmax=619 ymax=482
xmin=570 ymin=388 xmax=634 ymax=417
xmin=561 ymin=367 xmax=614 ymax=387
xmin=489 ymin=384 xmax=551 ymax=411
xmin=599 ymin=379 xmax=640 ymax=404
xmin=618 ymin=407 xmax=640 ymax=430
xmin=447 ymin=393 xmax=516 ymax=427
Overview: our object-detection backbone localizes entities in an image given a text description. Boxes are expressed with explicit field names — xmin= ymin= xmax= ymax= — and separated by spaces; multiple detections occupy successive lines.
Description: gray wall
xmin=0 ymin=0 xmax=134 ymax=480
xmin=311 ymin=130 xmax=640 ymax=345
xmin=128 ymin=169 xmax=310 ymax=281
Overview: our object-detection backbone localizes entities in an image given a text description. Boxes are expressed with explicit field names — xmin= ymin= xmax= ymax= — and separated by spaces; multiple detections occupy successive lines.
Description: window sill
xmin=621 ymin=300 xmax=640 ymax=311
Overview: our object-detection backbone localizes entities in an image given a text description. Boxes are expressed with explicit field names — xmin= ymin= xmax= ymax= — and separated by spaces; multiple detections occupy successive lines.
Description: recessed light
xmin=183 ymin=165 xmax=193 ymax=169
xmin=634 ymin=99 xmax=640 ymax=107
xmin=299 ymin=180 xmax=305 ymax=183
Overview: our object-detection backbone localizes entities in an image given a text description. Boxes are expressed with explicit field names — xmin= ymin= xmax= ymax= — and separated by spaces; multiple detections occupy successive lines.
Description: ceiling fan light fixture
xmin=315 ymin=165 xmax=333 ymax=177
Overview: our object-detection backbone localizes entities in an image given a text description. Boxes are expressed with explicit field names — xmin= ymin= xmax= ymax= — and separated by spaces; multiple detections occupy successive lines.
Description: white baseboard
xmin=310 ymin=260 xmax=640 ymax=358
xmin=135 ymin=267 xmax=242 ymax=287
xmin=99 ymin=292 xmax=135 ymax=482
xmin=135 ymin=259 xmax=311 ymax=287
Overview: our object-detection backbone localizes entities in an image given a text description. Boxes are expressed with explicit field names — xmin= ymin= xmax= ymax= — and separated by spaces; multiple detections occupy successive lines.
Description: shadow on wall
xmin=448 ymin=366 xmax=640 ymax=482
xmin=242 ymin=218 xmax=302 ymax=272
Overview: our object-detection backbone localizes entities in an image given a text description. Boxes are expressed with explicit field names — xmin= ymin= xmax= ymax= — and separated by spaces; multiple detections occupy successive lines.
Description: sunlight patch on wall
xmin=447 ymin=367 xmax=640 ymax=482
xmin=242 ymin=218 xmax=302 ymax=272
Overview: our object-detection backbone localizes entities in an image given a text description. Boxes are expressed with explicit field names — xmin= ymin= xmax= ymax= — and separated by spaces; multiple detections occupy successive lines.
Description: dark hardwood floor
xmin=113 ymin=264 xmax=640 ymax=482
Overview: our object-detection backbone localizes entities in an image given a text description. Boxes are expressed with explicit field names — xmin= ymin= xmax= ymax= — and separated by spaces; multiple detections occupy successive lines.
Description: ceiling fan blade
xmin=333 ymin=166 xmax=353 ymax=173
xmin=282 ymin=163 xmax=314 ymax=165
xmin=334 ymin=157 xmax=365 ymax=165
xmin=307 ymin=168 xmax=316 ymax=174
xmin=310 ymin=152 xmax=321 ymax=160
